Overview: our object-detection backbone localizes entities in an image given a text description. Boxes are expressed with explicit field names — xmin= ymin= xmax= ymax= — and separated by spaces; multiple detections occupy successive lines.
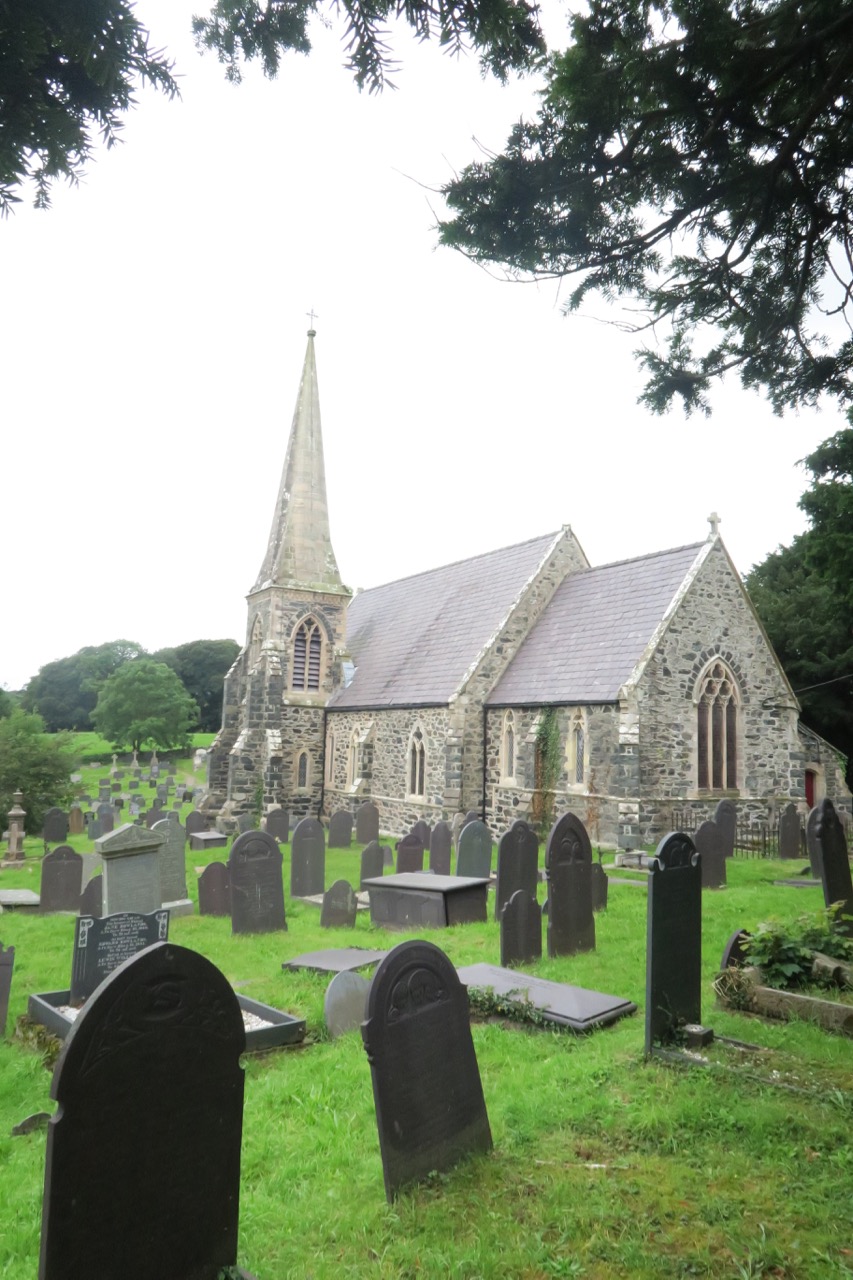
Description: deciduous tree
xmin=22 ymin=640 xmax=144 ymax=731
xmin=92 ymin=660 xmax=199 ymax=753
xmin=0 ymin=710 xmax=78 ymax=835
xmin=152 ymin=638 xmax=240 ymax=732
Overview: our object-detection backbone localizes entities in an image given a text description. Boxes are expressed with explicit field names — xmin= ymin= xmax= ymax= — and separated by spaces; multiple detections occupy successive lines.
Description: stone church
xmin=203 ymin=329 xmax=850 ymax=847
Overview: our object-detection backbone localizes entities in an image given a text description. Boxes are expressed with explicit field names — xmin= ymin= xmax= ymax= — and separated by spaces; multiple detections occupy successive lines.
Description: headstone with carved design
xmin=70 ymin=909 xmax=171 ymax=1002
xmin=229 ymin=830 xmax=286 ymax=934
xmin=545 ymin=813 xmax=595 ymax=958
xmin=645 ymin=831 xmax=702 ymax=1053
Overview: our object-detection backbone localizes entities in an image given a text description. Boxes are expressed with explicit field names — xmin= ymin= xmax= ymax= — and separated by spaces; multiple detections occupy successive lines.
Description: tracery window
xmin=408 ymin=727 xmax=426 ymax=797
xmin=291 ymin=618 xmax=322 ymax=691
xmin=502 ymin=711 xmax=516 ymax=782
xmin=696 ymin=661 xmax=738 ymax=790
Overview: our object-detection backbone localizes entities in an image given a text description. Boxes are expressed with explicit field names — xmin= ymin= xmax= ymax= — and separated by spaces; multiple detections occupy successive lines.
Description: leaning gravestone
xmin=806 ymin=806 xmax=824 ymax=880
xmin=291 ymin=817 xmax=325 ymax=897
xmin=0 ymin=942 xmax=14 ymax=1037
xmin=814 ymin=798 xmax=853 ymax=932
xmin=97 ymin=823 xmax=164 ymax=916
xmin=324 ymin=970 xmax=371 ymax=1039
xmin=396 ymin=832 xmax=424 ymax=874
xmin=40 ymin=847 xmax=84 ymax=914
xmin=645 ymin=831 xmax=702 ymax=1053
xmin=495 ymin=820 xmax=539 ymax=921
xmin=356 ymin=801 xmax=379 ymax=845
xmin=328 ymin=809 xmax=354 ymax=849
xmin=78 ymin=874 xmax=103 ymax=918
xmin=229 ymin=830 xmax=286 ymax=934
xmin=39 ymin=942 xmax=251 ymax=1280
xmin=694 ymin=820 xmax=727 ymax=889
xmin=429 ymin=821 xmax=452 ymax=876
xmin=265 ymin=807 xmax=290 ymax=843
xmin=70 ymin=909 xmax=170 ymax=1002
xmin=361 ymin=939 xmax=493 ymax=1201
xmin=778 ymin=802 xmax=801 ymax=861
xmin=360 ymin=840 xmax=385 ymax=887
xmin=714 ymin=798 xmax=737 ymax=858
xmin=198 ymin=863 xmax=230 ymax=916
xmin=545 ymin=813 xmax=595 ymax=958
xmin=456 ymin=819 xmax=492 ymax=879
xmin=68 ymin=806 xmax=85 ymax=837
xmin=320 ymin=879 xmax=357 ymax=928
xmin=43 ymin=808 xmax=69 ymax=845
xmin=500 ymin=890 xmax=542 ymax=967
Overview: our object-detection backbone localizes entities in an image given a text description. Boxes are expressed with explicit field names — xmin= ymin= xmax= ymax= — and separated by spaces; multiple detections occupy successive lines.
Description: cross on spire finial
xmin=306 ymin=308 xmax=318 ymax=333
xmin=708 ymin=511 xmax=721 ymax=536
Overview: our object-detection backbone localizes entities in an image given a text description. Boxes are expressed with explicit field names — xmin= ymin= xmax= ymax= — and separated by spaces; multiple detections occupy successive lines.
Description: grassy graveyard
xmin=2 ymin=772 xmax=853 ymax=1277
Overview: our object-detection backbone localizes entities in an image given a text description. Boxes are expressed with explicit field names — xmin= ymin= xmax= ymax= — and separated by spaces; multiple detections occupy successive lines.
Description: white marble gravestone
xmin=96 ymin=824 xmax=164 ymax=916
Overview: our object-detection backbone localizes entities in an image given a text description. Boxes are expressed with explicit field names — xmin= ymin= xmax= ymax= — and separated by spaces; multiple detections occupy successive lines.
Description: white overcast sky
xmin=0 ymin=0 xmax=843 ymax=691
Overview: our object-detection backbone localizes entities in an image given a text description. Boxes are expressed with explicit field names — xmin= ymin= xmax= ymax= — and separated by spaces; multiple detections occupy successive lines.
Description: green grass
xmin=2 ymin=837 xmax=853 ymax=1278
xmin=66 ymin=730 xmax=216 ymax=763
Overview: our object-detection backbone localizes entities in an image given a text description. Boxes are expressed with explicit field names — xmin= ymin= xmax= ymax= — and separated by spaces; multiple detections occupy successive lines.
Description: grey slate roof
xmin=330 ymin=532 xmax=561 ymax=709
xmin=486 ymin=542 xmax=704 ymax=705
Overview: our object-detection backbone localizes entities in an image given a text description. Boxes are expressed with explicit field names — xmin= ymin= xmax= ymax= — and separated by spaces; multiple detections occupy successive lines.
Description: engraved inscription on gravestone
xmin=229 ymin=830 xmax=286 ymax=934
xmin=70 ymin=910 xmax=170 ymax=1002
xmin=151 ymin=818 xmax=189 ymax=906
xmin=97 ymin=823 xmax=164 ymax=916
xmin=545 ymin=812 xmax=595 ymax=958
xmin=645 ymin=832 xmax=702 ymax=1053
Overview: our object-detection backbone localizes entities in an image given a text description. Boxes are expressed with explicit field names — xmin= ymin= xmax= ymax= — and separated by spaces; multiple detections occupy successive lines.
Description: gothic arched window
xmin=325 ymin=730 xmax=336 ymax=784
xmin=566 ymin=708 xmax=587 ymax=787
xmin=347 ymin=731 xmax=359 ymax=787
xmin=249 ymin=615 xmax=263 ymax=667
xmin=696 ymin=660 xmax=739 ymax=790
xmin=292 ymin=618 xmax=322 ymax=691
xmin=408 ymin=727 xmax=426 ymax=797
xmin=502 ymin=711 xmax=516 ymax=782
xmin=295 ymin=750 xmax=310 ymax=790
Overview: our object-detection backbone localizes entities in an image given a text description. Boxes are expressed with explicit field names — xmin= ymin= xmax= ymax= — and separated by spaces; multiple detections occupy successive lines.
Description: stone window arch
xmin=695 ymin=659 xmax=739 ymax=790
xmin=566 ymin=708 xmax=587 ymax=788
xmin=501 ymin=711 xmax=516 ymax=783
xmin=291 ymin=617 xmax=323 ymax=691
xmin=407 ymin=726 xmax=426 ymax=798
xmin=294 ymin=750 xmax=311 ymax=791
xmin=249 ymin=615 xmax=263 ymax=667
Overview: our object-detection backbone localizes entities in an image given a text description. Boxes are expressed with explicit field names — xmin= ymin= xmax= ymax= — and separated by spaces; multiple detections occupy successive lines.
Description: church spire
xmin=253 ymin=328 xmax=345 ymax=593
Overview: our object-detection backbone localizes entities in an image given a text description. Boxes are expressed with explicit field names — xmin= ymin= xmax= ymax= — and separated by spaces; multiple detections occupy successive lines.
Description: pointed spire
xmin=253 ymin=329 xmax=344 ymax=593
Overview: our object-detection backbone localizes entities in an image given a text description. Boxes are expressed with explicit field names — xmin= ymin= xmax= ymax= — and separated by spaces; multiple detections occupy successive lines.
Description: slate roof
xmin=486 ymin=542 xmax=705 ymax=705
xmin=330 ymin=532 xmax=562 ymax=709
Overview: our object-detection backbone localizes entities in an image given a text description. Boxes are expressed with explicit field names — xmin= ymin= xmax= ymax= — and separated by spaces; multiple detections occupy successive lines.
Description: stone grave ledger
xmin=39 ymin=942 xmax=247 ymax=1280
xmin=362 ymin=940 xmax=492 ymax=1201
xmin=97 ymin=823 xmax=164 ymax=917
xmin=363 ymin=874 xmax=489 ymax=930
xmin=645 ymin=832 xmax=702 ymax=1053
xmin=229 ymin=831 xmax=286 ymax=934
xmin=0 ymin=942 xmax=15 ymax=1037
xmin=70 ymin=910 xmax=170 ymax=1003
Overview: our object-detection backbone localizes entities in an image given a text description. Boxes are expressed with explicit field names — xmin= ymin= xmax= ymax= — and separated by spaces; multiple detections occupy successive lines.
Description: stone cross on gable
xmin=707 ymin=511 xmax=721 ymax=535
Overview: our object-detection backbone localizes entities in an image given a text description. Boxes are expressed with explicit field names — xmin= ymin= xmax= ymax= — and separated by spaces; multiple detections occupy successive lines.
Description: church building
xmin=203 ymin=329 xmax=850 ymax=847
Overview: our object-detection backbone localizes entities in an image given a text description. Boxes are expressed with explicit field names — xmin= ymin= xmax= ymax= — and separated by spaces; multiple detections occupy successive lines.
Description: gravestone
xmin=500 ymin=890 xmax=542 ymax=967
xmin=229 ymin=830 xmax=286 ymax=934
xmin=694 ymin=819 xmax=727 ymax=889
xmin=720 ymin=928 xmax=752 ymax=971
xmin=714 ymin=798 xmax=737 ymax=858
xmin=151 ymin=818 xmax=192 ymax=914
xmin=43 ymin=808 xmax=68 ymax=844
xmin=88 ymin=816 xmax=102 ymax=841
xmin=129 ymin=779 xmax=139 ymax=790
xmin=78 ymin=874 xmax=103 ymax=917
xmin=356 ymin=801 xmax=379 ymax=845
xmin=198 ymin=862 xmax=230 ymax=916
xmin=324 ymin=970 xmax=371 ymax=1039
xmin=97 ymin=823 xmax=164 ymax=916
xmin=456 ymin=819 xmax=492 ymax=879
xmin=39 ymin=942 xmax=249 ymax=1280
xmin=99 ymin=810 xmax=114 ymax=835
xmin=236 ymin=812 xmax=255 ymax=835
xmin=320 ymin=879 xmax=357 ymax=928
xmin=68 ymin=806 xmax=85 ymax=837
xmin=396 ymin=832 xmax=425 ymax=874
xmin=806 ymin=806 xmax=824 ymax=880
xmin=265 ymin=807 xmax=290 ymax=843
xmin=778 ymin=802 xmax=801 ymax=860
xmin=814 ymin=798 xmax=853 ymax=931
xmin=411 ymin=819 xmax=432 ymax=850
xmin=451 ymin=812 xmax=467 ymax=847
xmin=40 ymin=847 xmax=84 ymax=914
xmin=645 ymin=831 xmax=702 ymax=1053
xmin=429 ymin=821 xmax=452 ymax=876
xmin=545 ymin=813 xmax=595 ymax=958
xmin=328 ymin=809 xmax=354 ymax=849
xmin=495 ymin=820 xmax=539 ymax=921
xmin=360 ymin=840 xmax=385 ymax=887
xmin=185 ymin=810 xmax=207 ymax=839
xmin=591 ymin=861 xmax=609 ymax=911
xmin=361 ymin=939 xmax=492 ymax=1201
xmin=0 ymin=942 xmax=14 ymax=1037
xmin=291 ymin=817 xmax=325 ymax=897
xmin=70 ymin=909 xmax=170 ymax=1002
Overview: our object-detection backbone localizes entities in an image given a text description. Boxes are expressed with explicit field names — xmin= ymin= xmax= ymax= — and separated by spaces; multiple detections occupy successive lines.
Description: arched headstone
xmin=778 ymin=802 xmax=801 ymax=861
xmin=328 ymin=810 xmax=354 ymax=849
xmin=42 ymin=807 xmax=68 ymax=844
xmin=806 ymin=805 xmax=824 ymax=880
xmin=78 ymin=874 xmax=102 ymax=918
xmin=694 ymin=820 xmax=727 ymax=889
xmin=39 ymin=846 xmax=84 ymax=914
xmin=355 ymin=801 xmax=379 ymax=845
xmin=495 ymin=820 xmax=538 ymax=920
xmin=396 ymin=832 xmax=424 ymax=874
xmin=544 ymin=813 xmax=594 ymax=957
xmin=500 ymin=890 xmax=542 ymax=967
xmin=456 ymin=819 xmax=491 ymax=879
xmin=198 ymin=862 xmax=230 ymax=916
xmin=324 ymin=970 xmax=370 ymax=1039
xmin=320 ymin=879 xmax=357 ymax=928
xmin=591 ymin=861 xmax=609 ymax=912
xmin=228 ymin=830 xmax=286 ymax=934
xmin=428 ymin=821 xmax=452 ymax=876
xmin=236 ymin=812 xmax=255 ymax=835
xmin=815 ymin=798 xmax=853 ymax=931
xmin=645 ymin=831 xmax=702 ymax=1053
xmin=265 ymin=807 xmax=290 ymax=843
xmin=185 ymin=810 xmax=207 ymax=839
xmin=360 ymin=840 xmax=385 ymax=887
xmin=713 ymin=798 xmax=736 ymax=858
xmin=411 ymin=819 xmax=431 ymax=850
xmin=68 ymin=806 xmax=85 ymax=837
xmin=720 ymin=928 xmax=751 ymax=971
xmin=291 ymin=817 xmax=325 ymax=898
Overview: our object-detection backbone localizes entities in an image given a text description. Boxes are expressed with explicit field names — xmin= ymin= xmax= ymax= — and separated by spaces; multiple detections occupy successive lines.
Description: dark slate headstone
xmin=360 ymin=840 xmax=385 ymax=887
xmin=197 ymin=860 xmax=230 ymax=914
xmin=356 ymin=801 xmax=380 ymax=845
xmin=88 ymin=816 xmax=102 ymax=841
xmin=714 ymin=799 xmax=736 ymax=858
xmin=291 ymin=817 xmax=325 ymax=897
xmin=361 ymin=939 xmax=492 ymax=1201
xmin=265 ymin=807 xmax=290 ymax=843
xmin=68 ymin=806 xmax=85 ymax=837
xmin=43 ymin=808 xmax=69 ymax=844
xmin=396 ymin=832 xmax=425 ymax=874
xmin=464 ymin=810 xmax=480 ymax=825
xmin=39 ymin=942 xmax=247 ymax=1280
xmin=70 ymin=909 xmax=170 ymax=1002
xmin=815 ymin=798 xmax=853 ymax=931
xmin=500 ymin=890 xmax=542 ymax=967
xmin=429 ymin=821 xmax=452 ymax=877
xmin=229 ymin=830 xmax=286 ymax=934
xmin=645 ymin=832 xmax=702 ymax=1053
xmin=324 ymin=970 xmax=370 ymax=1039
xmin=778 ymin=802 xmax=801 ymax=861
xmin=185 ymin=810 xmax=208 ymax=839
xmin=806 ymin=805 xmax=824 ymax=880
xmin=545 ymin=813 xmax=595 ymax=958
xmin=495 ymin=820 xmax=539 ymax=921
xmin=411 ymin=819 xmax=432 ymax=850
xmin=236 ymin=812 xmax=255 ymax=835
xmin=0 ymin=942 xmax=14 ymax=1037
xmin=99 ymin=810 xmax=114 ymax=835
xmin=456 ymin=819 xmax=492 ymax=879
xmin=720 ymin=928 xmax=752 ymax=971
xmin=78 ymin=874 xmax=102 ymax=918
xmin=328 ymin=809 xmax=354 ymax=849
xmin=694 ymin=820 xmax=727 ymax=889
xmin=382 ymin=844 xmax=394 ymax=868
xmin=591 ymin=861 xmax=609 ymax=912
xmin=320 ymin=879 xmax=357 ymax=928
xmin=39 ymin=847 xmax=84 ymax=914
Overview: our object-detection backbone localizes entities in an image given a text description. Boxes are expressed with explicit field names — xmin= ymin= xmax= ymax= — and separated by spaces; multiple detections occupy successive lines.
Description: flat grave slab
xmin=282 ymin=948 xmax=388 ymax=974
xmin=773 ymin=877 xmax=821 ymax=889
xmin=456 ymin=963 xmax=637 ymax=1032
xmin=363 ymin=873 xmax=489 ymax=930
xmin=189 ymin=831 xmax=228 ymax=851
xmin=0 ymin=889 xmax=40 ymax=911
xmin=292 ymin=891 xmax=370 ymax=911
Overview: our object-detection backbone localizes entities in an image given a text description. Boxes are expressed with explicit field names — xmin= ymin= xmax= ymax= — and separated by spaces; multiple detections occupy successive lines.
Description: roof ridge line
xmin=355 ymin=531 xmax=562 ymax=595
